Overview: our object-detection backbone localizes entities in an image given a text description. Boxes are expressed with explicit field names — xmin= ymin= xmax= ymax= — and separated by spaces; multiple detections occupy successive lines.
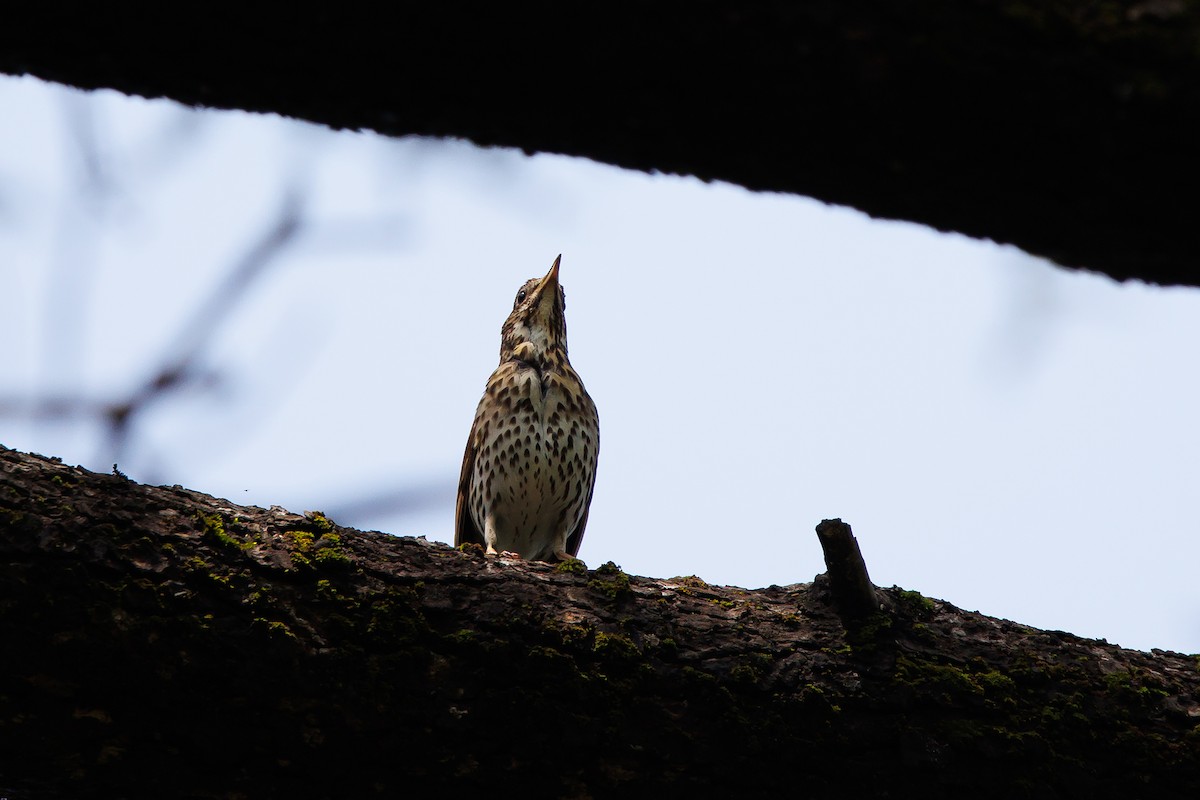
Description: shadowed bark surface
xmin=2 ymin=3 xmax=1199 ymax=287
xmin=2 ymin=444 xmax=1198 ymax=798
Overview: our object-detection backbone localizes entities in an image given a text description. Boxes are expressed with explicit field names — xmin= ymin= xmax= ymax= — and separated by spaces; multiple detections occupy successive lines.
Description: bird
xmin=455 ymin=255 xmax=600 ymax=561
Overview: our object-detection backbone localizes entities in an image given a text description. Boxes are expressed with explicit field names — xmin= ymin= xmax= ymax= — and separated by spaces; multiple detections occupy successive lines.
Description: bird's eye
xmin=516 ymin=289 xmax=527 ymax=304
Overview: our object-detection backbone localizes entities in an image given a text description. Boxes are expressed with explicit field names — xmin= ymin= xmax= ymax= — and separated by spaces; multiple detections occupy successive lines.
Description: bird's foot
xmin=488 ymin=549 xmax=521 ymax=559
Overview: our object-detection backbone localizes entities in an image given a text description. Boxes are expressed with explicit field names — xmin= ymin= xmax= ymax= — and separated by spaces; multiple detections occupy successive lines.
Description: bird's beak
xmin=541 ymin=254 xmax=561 ymax=292
xmin=534 ymin=255 xmax=562 ymax=306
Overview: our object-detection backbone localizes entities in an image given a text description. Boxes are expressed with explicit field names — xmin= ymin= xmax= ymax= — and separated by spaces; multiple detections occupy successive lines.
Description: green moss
xmin=1104 ymin=669 xmax=1170 ymax=707
xmin=729 ymin=663 xmax=760 ymax=685
xmin=285 ymin=529 xmax=329 ymax=571
xmin=556 ymin=624 xmax=593 ymax=648
xmin=977 ymin=669 xmax=1017 ymax=695
xmin=528 ymin=645 xmax=577 ymax=669
xmin=893 ymin=657 xmax=1030 ymax=715
xmin=289 ymin=530 xmax=315 ymax=551
xmin=588 ymin=561 xmax=632 ymax=602
xmin=728 ymin=652 xmax=775 ymax=685
xmin=0 ymin=508 xmax=37 ymax=533
xmin=313 ymin=533 xmax=351 ymax=569
xmin=446 ymin=629 xmax=478 ymax=647
xmin=593 ymin=631 xmax=640 ymax=660
xmin=184 ymin=555 xmax=211 ymax=572
xmin=555 ymin=557 xmax=587 ymax=575
xmin=846 ymin=611 xmax=894 ymax=656
xmin=251 ymin=618 xmax=297 ymax=639
xmin=198 ymin=512 xmax=253 ymax=551
xmin=283 ymin=529 xmax=351 ymax=571
xmin=315 ymin=579 xmax=353 ymax=604
xmin=894 ymin=656 xmax=985 ymax=704
xmin=207 ymin=571 xmax=235 ymax=589
xmin=307 ymin=512 xmax=335 ymax=534
xmin=679 ymin=665 xmax=717 ymax=685
xmin=315 ymin=546 xmax=351 ymax=568
xmin=897 ymin=589 xmax=936 ymax=618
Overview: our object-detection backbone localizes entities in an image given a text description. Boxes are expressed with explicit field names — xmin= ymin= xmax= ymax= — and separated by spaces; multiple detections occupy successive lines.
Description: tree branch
xmin=2 ymin=3 xmax=1199 ymax=287
xmin=1 ymin=444 xmax=1198 ymax=797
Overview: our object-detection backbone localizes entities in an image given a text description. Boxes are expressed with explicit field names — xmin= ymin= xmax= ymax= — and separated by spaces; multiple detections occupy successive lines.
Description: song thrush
xmin=455 ymin=255 xmax=600 ymax=561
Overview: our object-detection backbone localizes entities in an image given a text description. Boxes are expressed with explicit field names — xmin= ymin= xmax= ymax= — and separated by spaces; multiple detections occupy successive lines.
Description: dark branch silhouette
xmin=2 ymin=445 xmax=1198 ymax=798
xmin=2 ymin=4 xmax=1199 ymax=286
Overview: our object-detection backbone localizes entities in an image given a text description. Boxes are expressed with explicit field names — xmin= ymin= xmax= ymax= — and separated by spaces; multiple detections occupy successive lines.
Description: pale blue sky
xmin=2 ymin=74 xmax=1197 ymax=654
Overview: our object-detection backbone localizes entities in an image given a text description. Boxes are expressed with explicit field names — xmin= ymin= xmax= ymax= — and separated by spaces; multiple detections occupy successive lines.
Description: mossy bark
xmin=2 ymin=4 xmax=1199 ymax=286
xmin=1 ymin=444 xmax=1198 ymax=798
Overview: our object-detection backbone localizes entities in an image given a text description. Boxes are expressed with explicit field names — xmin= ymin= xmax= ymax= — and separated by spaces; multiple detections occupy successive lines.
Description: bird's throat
xmin=511 ymin=341 xmax=539 ymax=366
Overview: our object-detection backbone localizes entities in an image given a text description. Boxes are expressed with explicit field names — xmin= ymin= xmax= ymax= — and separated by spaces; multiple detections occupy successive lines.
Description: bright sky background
xmin=1 ymin=74 xmax=1197 ymax=655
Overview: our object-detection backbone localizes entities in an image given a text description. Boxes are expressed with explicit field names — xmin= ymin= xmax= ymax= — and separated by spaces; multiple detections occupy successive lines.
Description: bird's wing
xmin=563 ymin=405 xmax=600 ymax=558
xmin=454 ymin=412 xmax=485 ymax=549
xmin=563 ymin=501 xmax=590 ymax=558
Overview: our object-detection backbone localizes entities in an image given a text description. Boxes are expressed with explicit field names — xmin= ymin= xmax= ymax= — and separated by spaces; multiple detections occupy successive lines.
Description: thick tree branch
xmin=2 ymin=3 xmax=1199 ymax=287
xmin=1 ymin=445 xmax=1198 ymax=797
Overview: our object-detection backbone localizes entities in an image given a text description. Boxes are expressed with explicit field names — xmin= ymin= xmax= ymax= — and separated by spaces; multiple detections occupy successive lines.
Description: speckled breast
xmin=468 ymin=361 xmax=598 ymax=559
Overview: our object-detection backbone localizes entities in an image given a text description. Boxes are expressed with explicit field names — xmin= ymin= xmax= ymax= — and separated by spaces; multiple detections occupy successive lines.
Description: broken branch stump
xmin=815 ymin=518 xmax=880 ymax=619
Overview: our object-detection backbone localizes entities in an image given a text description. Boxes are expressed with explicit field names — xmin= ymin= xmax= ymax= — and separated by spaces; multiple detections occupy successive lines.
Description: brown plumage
xmin=455 ymin=255 xmax=600 ymax=561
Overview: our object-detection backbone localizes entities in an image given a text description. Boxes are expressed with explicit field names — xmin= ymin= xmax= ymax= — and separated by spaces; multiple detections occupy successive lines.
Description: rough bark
xmin=1 ymin=444 xmax=1198 ymax=798
xmin=2 ymin=3 xmax=1199 ymax=287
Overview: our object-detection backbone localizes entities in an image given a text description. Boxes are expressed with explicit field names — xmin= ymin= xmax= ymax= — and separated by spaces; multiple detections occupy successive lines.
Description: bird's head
xmin=500 ymin=255 xmax=569 ymax=366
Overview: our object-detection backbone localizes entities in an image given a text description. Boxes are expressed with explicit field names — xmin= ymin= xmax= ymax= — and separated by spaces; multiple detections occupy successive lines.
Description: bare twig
xmin=102 ymin=187 xmax=306 ymax=463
